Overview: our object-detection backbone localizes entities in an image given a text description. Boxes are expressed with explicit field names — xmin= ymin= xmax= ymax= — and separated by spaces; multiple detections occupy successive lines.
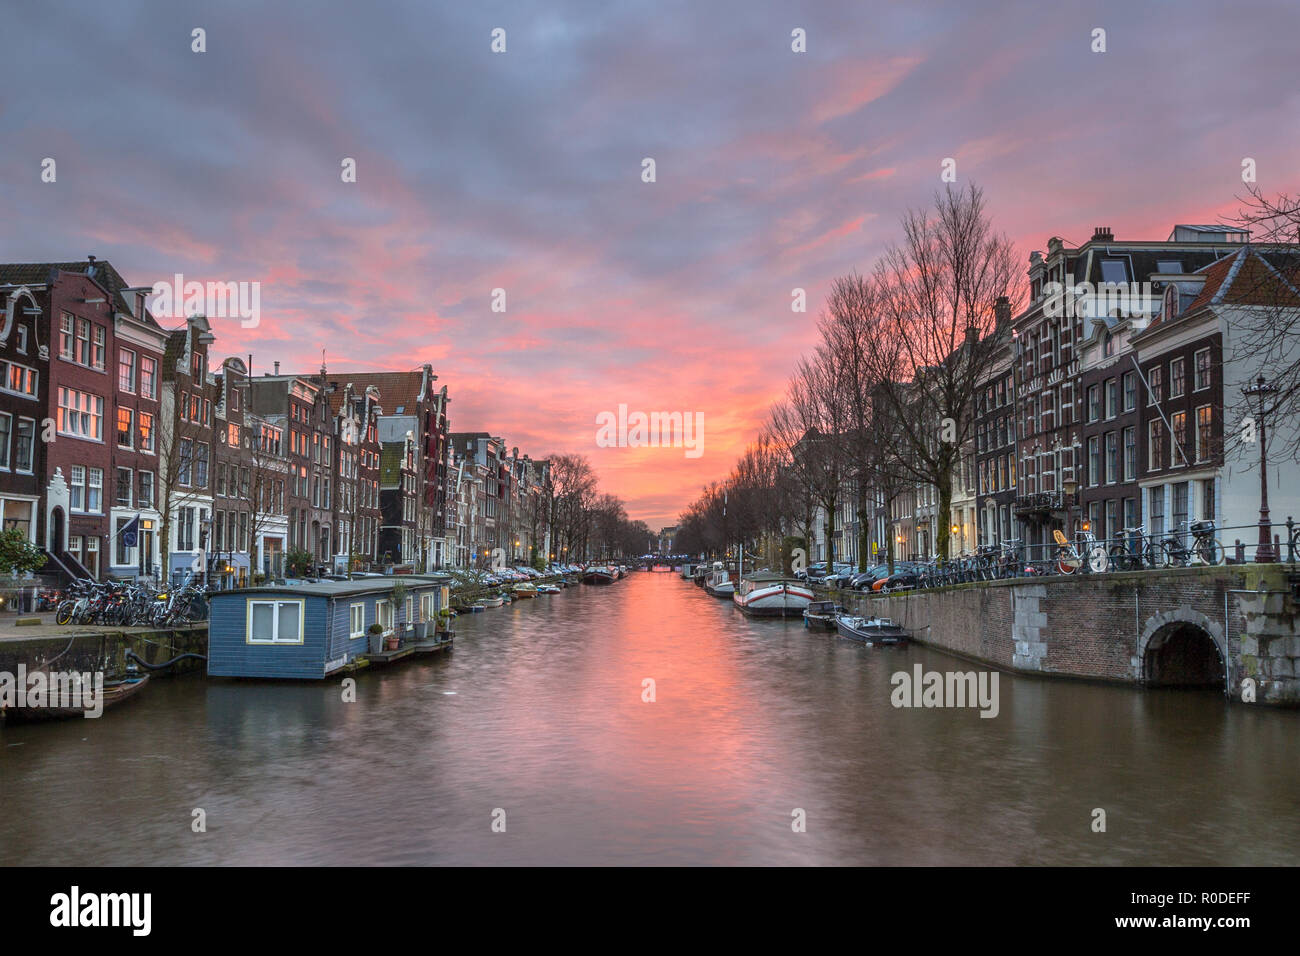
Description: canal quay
xmin=1 ymin=570 xmax=1296 ymax=867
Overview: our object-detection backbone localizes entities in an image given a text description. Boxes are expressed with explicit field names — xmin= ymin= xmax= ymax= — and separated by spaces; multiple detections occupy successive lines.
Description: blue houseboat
xmin=207 ymin=576 xmax=449 ymax=679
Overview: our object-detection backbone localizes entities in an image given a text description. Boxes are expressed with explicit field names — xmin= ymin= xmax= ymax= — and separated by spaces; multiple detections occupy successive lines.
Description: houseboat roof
xmin=214 ymin=576 xmax=444 ymax=599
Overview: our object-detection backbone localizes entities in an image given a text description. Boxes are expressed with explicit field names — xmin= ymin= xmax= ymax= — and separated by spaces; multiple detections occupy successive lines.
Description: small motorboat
xmin=513 ymin=584 xmax=538 ymax=599
xmin=582 ymin=566 xmax=616 ymax=585
xmin=802 ymin=600 xmax=844 ymax=630
xmin=537 ymin=584 xmax=561 ymax=594
xmin=835 ymin=614 xmax=909 ymax=645
xmin=1 ymin=673 xmax=150 ymax=723
xmin=476 ymin=594 xmax=505 ymax=609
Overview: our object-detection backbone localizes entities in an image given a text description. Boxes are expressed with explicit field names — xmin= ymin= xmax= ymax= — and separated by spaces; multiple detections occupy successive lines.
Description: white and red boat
xmin=732 ymin=571 xmax=814 ymax=617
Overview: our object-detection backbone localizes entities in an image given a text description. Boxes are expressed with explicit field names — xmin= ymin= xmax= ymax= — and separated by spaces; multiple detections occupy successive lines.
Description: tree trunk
xmin=936 ymin=471 xmax=953 ymax=565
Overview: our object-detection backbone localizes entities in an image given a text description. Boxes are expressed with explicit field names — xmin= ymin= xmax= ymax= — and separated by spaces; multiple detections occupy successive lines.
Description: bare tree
xmin=1223 ymin=186 xmax=1300 ymax=464
xmin=863 ymin=183 xmax=1019 ymax=562
xmin=767 ymin=344 xmax=851 ymax=570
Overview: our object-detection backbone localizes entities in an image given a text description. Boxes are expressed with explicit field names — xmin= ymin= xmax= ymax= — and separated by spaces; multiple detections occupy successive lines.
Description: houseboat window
xmin=248 ymin=599 xmax=304 ymax=644
xmin=377 ymin=600 xmax=393 ymax=633
xmin=421 ymin=592 xmax=437 ymax=621
xmin=349 ymin=603 xmax=365 ymax=639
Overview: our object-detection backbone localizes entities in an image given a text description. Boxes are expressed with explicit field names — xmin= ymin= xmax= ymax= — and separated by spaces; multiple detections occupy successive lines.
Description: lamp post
xmin=1062 ymin=477 xmax=1078 ymax=537
xmin=1243 ymin=375 xmax=1277 ymax=562
xmin=950 ymin=522 xmax=960 ymax=560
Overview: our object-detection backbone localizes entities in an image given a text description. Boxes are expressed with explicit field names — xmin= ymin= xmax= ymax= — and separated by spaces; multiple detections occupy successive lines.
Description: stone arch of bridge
xmin=1138 ymin=606 xmax=1228 ymax=690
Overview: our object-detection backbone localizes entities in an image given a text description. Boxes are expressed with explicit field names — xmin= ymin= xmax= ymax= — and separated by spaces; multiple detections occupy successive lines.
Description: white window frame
xmin=246 ymin=598 xmax=305 ymax=645
xmin=349 ymin=602 xmax=365 ymax=639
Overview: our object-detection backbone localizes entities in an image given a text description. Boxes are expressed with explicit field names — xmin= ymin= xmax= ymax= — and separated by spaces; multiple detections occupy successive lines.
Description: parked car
xmin=849 ymin=565 xmax=891 ymax=590
xmin=872 ymin=563 xmax=922 ymax=593
xmin=823 ymin=564 xmax=858 ymax=587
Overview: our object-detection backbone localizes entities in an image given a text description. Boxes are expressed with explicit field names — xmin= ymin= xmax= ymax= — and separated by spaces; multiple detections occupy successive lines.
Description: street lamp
xmin=1062 ymin=477 xmax=1078 ymax=536
xmin=1243 ymin=375 xmax=1278 ymax=562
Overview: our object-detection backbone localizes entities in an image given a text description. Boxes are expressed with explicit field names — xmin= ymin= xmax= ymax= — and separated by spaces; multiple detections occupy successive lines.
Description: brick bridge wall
xmin=841 ymin=565 xmax=1299 ymax=706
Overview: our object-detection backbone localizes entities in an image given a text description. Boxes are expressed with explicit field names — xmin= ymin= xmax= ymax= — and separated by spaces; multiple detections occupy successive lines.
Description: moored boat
xmin=513 ymin=583 xmax=538 ymax=599
xmin=476 ymin=594 xmax=505 ymax=608
xmin=835 ymin=614 xmax=909 ymax=645
xmin=732 ymin=572 xmax=814 ymax=617
xmin=1 ymin=673 xmax=150 ymax=723
xmin=802 ymin=600 xmax=844 ymax=630
xmin=537 ymin=584 xmax=561 ymax=594
xmin=582 ymin=566 xmax=616 ymax=585
xmin=704 ymin=561 xmax=735 ymax=598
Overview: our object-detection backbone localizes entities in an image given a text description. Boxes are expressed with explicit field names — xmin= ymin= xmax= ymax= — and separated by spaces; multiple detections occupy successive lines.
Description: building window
xmin=1088 ymin=436 xmax=1101 ymax=486
xmin=178 ymin=506 xmax=195 ymax=551
xmin=119 ymin=349 xmax=137 ymax=393
xmin=1123 ymin=426 xmax=1136 ymax=481
xmin=1105 ymin=378 xmax=1118 ymax=419
xmin=0 ymin=414 xmax=10 ymax=469
xmin=1170 ymin=358 xmax=1185 ymax=399
xmin=57 ymin=387 xmax=104 ymax=440
xmin=139 ymin=411 xmax=155 ymax=452
xmin=92 ymin=326 xmax=106 ymax=370
xmin=1171 ymin=412 xmax=1187 ymax=467
xmin=69 ymin=465 xmax=84 ymax=511
xmin=87 ymin=468 xmax=102 ymax=513
xmin=59 ymin=314 xmax=74 ymax=359
xmin=1087 ymin=384 xmax=1101 ymax=423
xmin=115 ymin=467 xmax=132 ymax=507
xmin=1123 ymin=371 xmax=1137 ymax=412
xmin=140 ymin=356 xmax=157 ymax=399
xmin=349 ymin=603 xmax=365 ymax=639
xmin=1194 ymin=348 xmax=1212 ymax=391
xmin=13 ymin=418 xmax=32 ymax=474
xmin=377 ymin=600 xmax=394 ymax=633
xmin=117 ymin=407 xmax=134 ymax=448
xmin=1172 ymin=481 xmax=1189 ymax=535
xmin=1148 ymin=366 xmax=1163 ymax=405
xmin=1149 ymin=420 xmax=1165 ymax=472
xmin=179 ymin=439 xmax=193 ymax=486
xmin=1201 ymin=479 xmax=1215 ymax=522
xmin=115 ymin=517 xmax=134 ymax=567
xmin=1105 ymin=432 xmax=1118 ymax=484
xmin=1196 ymin=405 xmax=1213 ymax=461
xmin=1149 ymin=487 xmax=1165 ymax=538
xmin=213 ymin=512 xmax=225 ymax=551
xmin=247 ymin=599 xmax=304 ymax=645
xmin=195 ymin=442 xmax=209 ymax=488
xmin=139 ymin=471 xmax=154 ymax=508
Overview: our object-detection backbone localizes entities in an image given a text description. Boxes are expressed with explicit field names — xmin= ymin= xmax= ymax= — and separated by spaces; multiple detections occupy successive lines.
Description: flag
xmin=120 ymin=514 xmax=140 ymax=548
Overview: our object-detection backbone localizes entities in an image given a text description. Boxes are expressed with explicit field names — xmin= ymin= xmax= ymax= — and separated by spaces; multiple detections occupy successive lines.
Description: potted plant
xmin=436 ymin=607 xmax=453 ymax=639
xmin=367 ymin=622 xmax=383 ymax=655
xmin=413 ymin=609 xmax=429 ymax=641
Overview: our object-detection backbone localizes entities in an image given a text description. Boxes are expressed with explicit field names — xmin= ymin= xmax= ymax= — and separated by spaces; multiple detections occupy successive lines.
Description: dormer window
xmin=1100 ymin=260 xmax=1127 ymax=285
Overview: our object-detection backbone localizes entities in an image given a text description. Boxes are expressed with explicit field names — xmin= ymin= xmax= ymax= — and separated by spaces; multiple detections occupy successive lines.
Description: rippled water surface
xmin=2 ymin=571 xmax=1296 ymax=865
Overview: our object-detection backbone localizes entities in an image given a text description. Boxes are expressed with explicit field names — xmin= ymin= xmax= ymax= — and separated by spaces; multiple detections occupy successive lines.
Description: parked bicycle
xmin=1155 ymin=520 xmax=1223 ymax=567
xmin=1052 ymin=527 xmax=1109 ymax=575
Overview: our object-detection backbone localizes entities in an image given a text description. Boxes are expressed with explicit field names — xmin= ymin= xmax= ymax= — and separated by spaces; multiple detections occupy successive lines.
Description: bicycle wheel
xmin=55 ymin=601 xmax=74 ymax=626
xmin=1161 ymin=542 xmax=1186 ymax=568
xmin=1143 ymin=543 xmax=1163 ymax=569
xmin=1197 ymin=538 xmax=1223 ymax=565
xmin=1108 ymin=545 xmax=1131 ymax=571
xmin=1087 ymin=546 xmax=1109 ymax=574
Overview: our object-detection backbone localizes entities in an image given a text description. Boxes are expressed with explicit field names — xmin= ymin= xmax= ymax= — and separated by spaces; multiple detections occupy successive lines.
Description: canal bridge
xmin=845 ymin=564 xmax=1300 ymax=706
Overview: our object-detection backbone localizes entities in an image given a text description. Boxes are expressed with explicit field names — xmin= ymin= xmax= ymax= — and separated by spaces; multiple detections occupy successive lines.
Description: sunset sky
xmin=4 ymin=1 xmax=1298 ymax=529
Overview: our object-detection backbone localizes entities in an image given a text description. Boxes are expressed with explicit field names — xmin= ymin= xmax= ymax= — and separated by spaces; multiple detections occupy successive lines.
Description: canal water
xmin=2 ymin=571 xmax=1297 ymax=866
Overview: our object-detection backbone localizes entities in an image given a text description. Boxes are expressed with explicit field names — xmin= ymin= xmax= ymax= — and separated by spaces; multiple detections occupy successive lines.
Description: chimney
xmin=273 ymin=361 xmax=280 ymax=375
xmin=995 ymin=295 xmax=1011 ymax=330
xmin=1092 ymin=226 xmax=1114 ymax=243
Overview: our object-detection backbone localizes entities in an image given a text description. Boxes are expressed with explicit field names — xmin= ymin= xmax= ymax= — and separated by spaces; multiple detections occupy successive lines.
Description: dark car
xmin=871 ymin=563 xmax=921 ymax=593
xmin=849 ymin=565 xmax=890 ymax=590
